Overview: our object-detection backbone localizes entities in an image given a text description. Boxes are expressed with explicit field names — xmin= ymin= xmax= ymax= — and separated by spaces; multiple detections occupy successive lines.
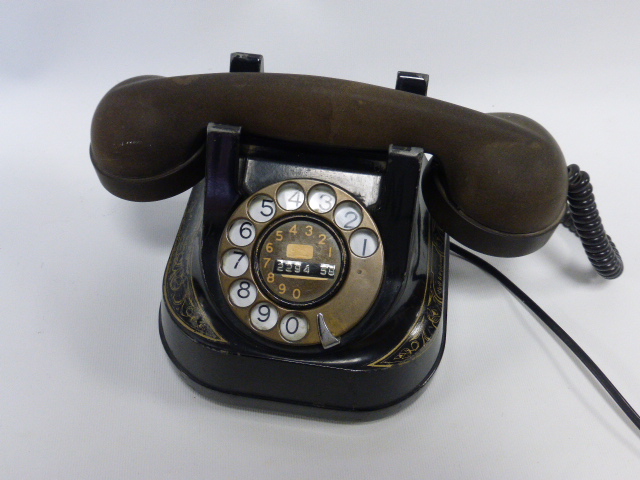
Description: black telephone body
xmin=158 ymin=123 xmax=447 ymax=416
xmin=90 ymin=53 xmax=577 ymax=418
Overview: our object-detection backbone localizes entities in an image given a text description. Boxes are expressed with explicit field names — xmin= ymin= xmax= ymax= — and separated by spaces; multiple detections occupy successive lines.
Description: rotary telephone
xmin=90 ymin=53 xmax=632 ymax=422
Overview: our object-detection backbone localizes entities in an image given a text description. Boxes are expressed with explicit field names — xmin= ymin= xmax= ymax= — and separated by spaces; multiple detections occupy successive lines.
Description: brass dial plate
xmin=255 ymin=217 xmax=347 ymax=307
xmin=217 ymin=179 xmax=384 ymax=347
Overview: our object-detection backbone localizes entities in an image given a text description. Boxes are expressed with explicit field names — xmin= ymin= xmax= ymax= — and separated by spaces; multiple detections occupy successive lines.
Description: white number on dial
xmin=228 ymin=219 xmax=255 ymax=246
xmin=221 ymin=249 xmax=249 ymax=277
xmin=280 ymin=313 xmax=308 ymax=342
xmin=277 ymin=183 xmax=305 ymax=211
xmin=250 ymin=303 xmax=278 ymax=331
xmin=334 ymin=201 xmax=363 ymax=230
xmin=248 ymin=195 xmax=276 ymax=223
xmin=308 ymin=185 xmax=336 ymax=213
xmin=349 ymin=229 xmax=379 ymax=258
xmin=229 ymin=279 xmax=257 ymax=307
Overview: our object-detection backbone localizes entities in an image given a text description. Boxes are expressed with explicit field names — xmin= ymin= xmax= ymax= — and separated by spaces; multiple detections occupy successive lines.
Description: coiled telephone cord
xmin=453 ymin=166 xmax=636 ymax=430
xmin=561 ymin=164 xmax=623 ymax=279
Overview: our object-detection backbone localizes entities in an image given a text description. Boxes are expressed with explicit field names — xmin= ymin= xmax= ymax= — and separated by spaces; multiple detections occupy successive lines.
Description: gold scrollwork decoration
xmin=163 ymin=186 xmax=227 ymax=343
xmin=368 ymin=219 xmax=446 ymax=367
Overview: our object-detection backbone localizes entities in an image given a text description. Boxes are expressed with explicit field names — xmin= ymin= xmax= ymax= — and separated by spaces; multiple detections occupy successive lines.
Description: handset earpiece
xmin=423 ymin=112 xmax=568 ymax=257
xmin=90 ymin=72 xmax=567 ymax=256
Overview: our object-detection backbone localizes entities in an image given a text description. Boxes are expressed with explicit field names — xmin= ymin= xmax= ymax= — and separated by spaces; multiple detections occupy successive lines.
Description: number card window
xmin=257 ymin=218 xmax=345 ymax=307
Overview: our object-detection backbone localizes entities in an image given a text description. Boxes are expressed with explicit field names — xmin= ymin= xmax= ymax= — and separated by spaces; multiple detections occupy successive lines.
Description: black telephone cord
xmin=562 ymin=164 xmax=623 ymax=279
xmin=451 ymin=242 xmax=640 ymax=432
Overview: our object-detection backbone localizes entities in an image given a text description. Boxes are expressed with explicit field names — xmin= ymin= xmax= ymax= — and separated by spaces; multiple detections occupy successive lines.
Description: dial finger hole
xmin=308 ymin=185 xmax=336 ymax=213
xmin=228 ymin=219 xmax=255 ymax=246
xmin=279 ymin=313 xmax=309 ymax=342
xmin=229 ymin=279 xmax=257 ymax=308
xmin=349 ymin=228 xmax=379 ymax=258
xmin=249 ymin=302 xmax=279 ymax=331
xmin=248 ymin=194 xmax=276 ymax=223
xmin=221 ymin=249 xmax=249 ymax=277
xmin=334 ymin=201 xmax=363 ymax=230
xmin=277 ymin=182 xmax=305 ymax=211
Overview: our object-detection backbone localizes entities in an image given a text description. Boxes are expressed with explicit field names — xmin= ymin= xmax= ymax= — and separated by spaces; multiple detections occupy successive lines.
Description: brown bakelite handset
xmin=90 ymin=72 xmax=567 ymax=257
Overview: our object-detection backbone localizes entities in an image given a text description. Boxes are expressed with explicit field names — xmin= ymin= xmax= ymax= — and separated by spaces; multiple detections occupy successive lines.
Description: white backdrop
xmin=2 ymin=1 xmax=640 ymax=478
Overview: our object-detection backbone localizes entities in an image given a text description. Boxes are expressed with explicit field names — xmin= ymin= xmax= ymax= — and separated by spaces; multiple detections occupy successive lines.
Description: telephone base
xmin=159 ymin=181 xmax=449 ymax=418
xmin=160 ymin=312 xmax=443 ymax=420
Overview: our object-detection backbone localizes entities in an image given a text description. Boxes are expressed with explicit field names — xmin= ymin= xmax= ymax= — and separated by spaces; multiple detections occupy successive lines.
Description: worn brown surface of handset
xmin=90 ymin=73 xmax=567 ymax=256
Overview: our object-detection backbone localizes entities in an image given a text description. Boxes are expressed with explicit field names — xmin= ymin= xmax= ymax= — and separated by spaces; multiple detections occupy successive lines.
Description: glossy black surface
xmin=395 ymin=71 xmax=429 ymax=96
xmin=229 ymin=52 xmax=263 ymax=73
xmin=201 ymin=128 xmax=430 ymax=356
xmin=202 ymin=124 xmax=242 ymax=232
xmin=159 ymin=126 xmax=449 ymax=413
